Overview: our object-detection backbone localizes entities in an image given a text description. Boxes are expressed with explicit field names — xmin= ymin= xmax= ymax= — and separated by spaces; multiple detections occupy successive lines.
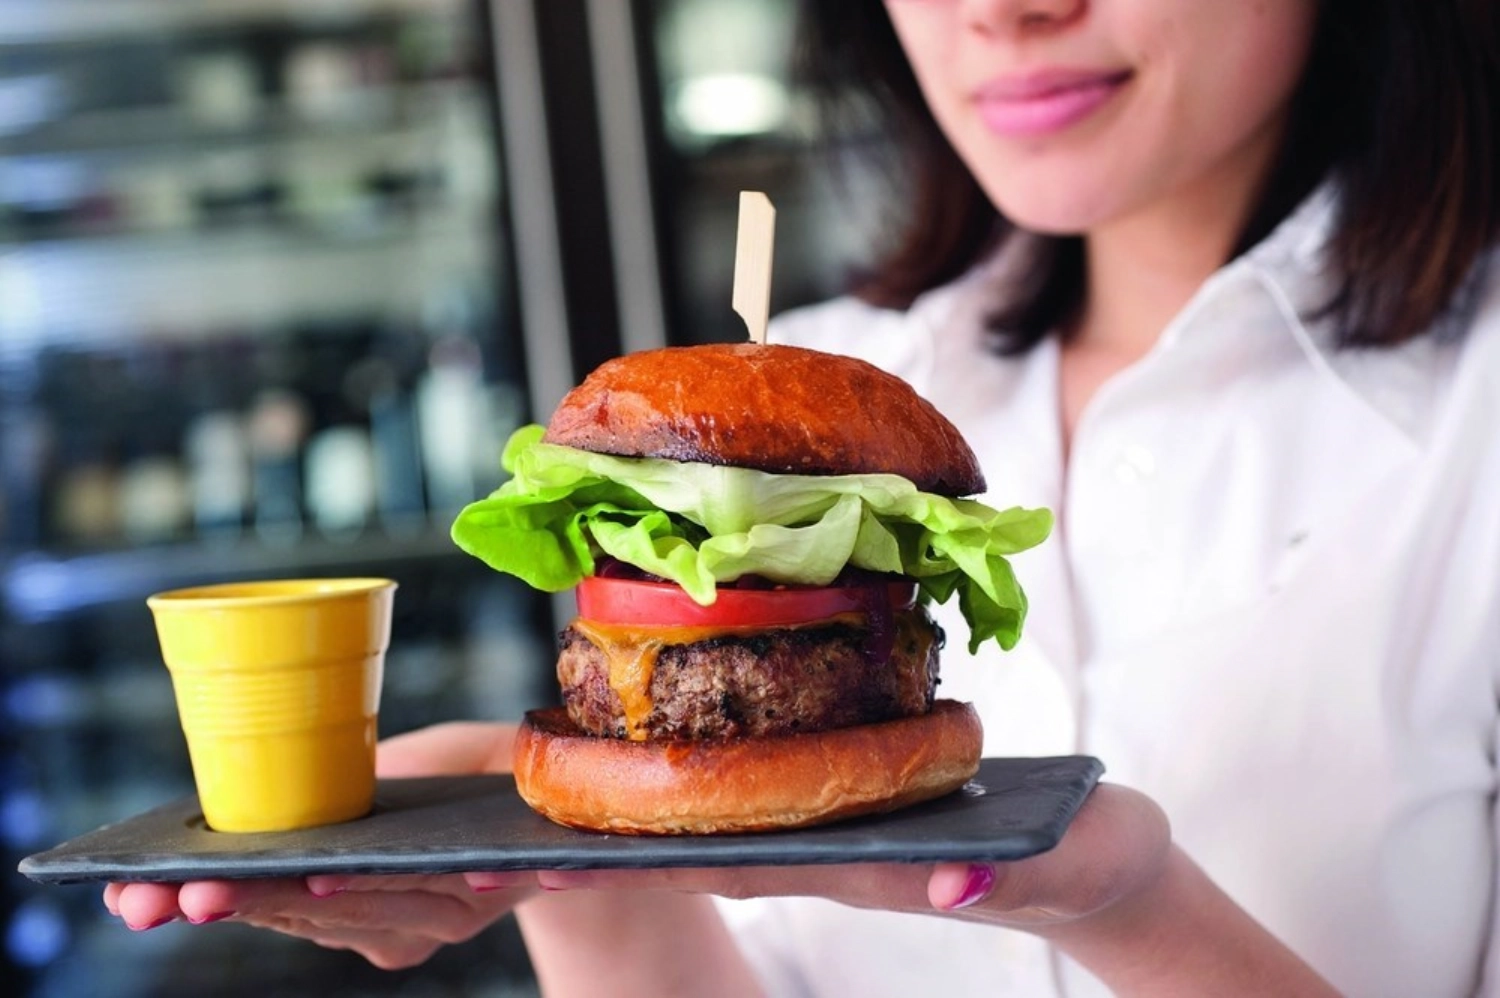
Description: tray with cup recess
xmin=18 ymin=756 xmax=1102 ymax=885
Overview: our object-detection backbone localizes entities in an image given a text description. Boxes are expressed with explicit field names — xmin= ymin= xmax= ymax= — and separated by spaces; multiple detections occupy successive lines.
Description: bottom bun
xmin=512 ymin=699 xmax=983 ymax=835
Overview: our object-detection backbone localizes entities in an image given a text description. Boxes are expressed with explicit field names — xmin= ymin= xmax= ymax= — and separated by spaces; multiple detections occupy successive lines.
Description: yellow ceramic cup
xmin=147 ymin=578 xmax=396 ymax=833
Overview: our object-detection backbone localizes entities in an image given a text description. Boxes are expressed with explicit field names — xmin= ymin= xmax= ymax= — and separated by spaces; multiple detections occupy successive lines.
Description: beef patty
xmin=557 ymin=607 xmax=944 ymax=741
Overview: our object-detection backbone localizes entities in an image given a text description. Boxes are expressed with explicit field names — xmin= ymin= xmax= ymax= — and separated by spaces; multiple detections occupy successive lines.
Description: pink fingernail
xmin=188 ymin=911 xmax=236 ymax=925
xmin=951 ymin=864 xmax=996 ymax=910
xmin=128 ymin=916 xmax=176 ymax=932
xmin=307 ymin=879 xmax=347 ymax=898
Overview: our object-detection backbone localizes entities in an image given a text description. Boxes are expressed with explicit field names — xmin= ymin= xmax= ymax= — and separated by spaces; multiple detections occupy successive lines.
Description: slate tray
xmin=19 ymin=756 xmax=1103 ymax=885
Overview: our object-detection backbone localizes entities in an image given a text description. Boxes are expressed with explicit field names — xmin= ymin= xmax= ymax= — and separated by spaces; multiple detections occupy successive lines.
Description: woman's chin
xmin=978 ymin=171 xmax=1139 ymax=237
xmin=990 ymin=195 xmax=1110 ymax=238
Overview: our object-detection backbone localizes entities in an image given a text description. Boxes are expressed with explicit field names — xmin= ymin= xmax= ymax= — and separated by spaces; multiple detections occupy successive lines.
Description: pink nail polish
xmin=951 ymin=864 xmax=996 ymax=910
xmin=188 ymin=911 xmax=236 ymax=925
xmin=128 ymin=915 xmax=176 ymax=932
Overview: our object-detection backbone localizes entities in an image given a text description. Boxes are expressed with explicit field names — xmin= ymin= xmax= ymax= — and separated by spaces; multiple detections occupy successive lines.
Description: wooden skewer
xmin=732 ymin=191 xmax=776 ymax=344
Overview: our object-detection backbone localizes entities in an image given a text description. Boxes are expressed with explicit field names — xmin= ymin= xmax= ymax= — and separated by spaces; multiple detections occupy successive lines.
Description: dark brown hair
xmin=795 ymin=0 xmax=1500 ymax=351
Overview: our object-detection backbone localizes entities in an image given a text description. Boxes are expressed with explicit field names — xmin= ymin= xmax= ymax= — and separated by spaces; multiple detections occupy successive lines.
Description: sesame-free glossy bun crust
xmin=542 ymin=343 xmax=986 ymax=497
xmin=512 ymin=699 xmax=983 ymax=835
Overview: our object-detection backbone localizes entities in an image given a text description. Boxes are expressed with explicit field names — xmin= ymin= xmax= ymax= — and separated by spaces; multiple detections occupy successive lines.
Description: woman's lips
xmin=972 ymin=69 xmax=1132 ymax=138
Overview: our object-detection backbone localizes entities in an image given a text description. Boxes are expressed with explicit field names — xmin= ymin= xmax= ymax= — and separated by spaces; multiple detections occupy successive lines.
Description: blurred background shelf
xmin=1 ymin=212 xmax=481 ymax=257
xmin=2 ymin=529 xmax=461 ymax=623
xmin=0 ymin=2 xmax=542 ymax=992
xmin=0 ymin=1 xmax=887 ymax=994
xmin=1 ymin=218 xmax=497 ymax=347
xmin=0 ymin=81 xmax=482 ymax=158
xmin=0 ymin=0 xmax=465 ymax=46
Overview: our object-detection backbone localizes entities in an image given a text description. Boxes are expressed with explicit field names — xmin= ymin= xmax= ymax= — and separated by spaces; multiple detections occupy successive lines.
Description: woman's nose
xmin=958 ymin=0 xmax=1086 ymax=36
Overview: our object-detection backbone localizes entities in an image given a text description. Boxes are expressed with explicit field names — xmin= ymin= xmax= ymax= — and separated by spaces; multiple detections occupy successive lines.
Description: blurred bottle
xmin=51 ymin=457 xmax=120 ymax=547
xmin=111 ymin=163 xmax=195 ymax=235
xmin=369 ymin=378 xmax=428 ymax=535
xmin=416 ymin=335 xmax=485 ymax=518
xmin=435 ymin=87 xmax=499 ymax=213
xmin=341 ymin=342 xmax=430 ymax=535
xmin=283 ymin=145 xmax=374 ymax=234
xmin=247 ymin=389 xmax=310 ymax=546
xmin=183 ymin=410 xmax=250 ymax=543
xmin=174 ymin=51 xmax=261 ymax=132
xmin=117 ymin=452 xmax=190 ymax=544
xmin=304 ymin=424 xmax=375 ymax=541
xmin=0 ymin=408 xmax=50 ymax=548
xmin=284 ymin=43 xmax=363 ymax=124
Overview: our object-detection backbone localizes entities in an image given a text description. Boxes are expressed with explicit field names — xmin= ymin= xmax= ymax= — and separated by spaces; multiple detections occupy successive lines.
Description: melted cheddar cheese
xmin=570 ymin=613 xmax=868 ymax=740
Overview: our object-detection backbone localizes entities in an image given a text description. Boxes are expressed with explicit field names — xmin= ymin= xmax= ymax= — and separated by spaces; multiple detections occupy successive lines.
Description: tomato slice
xmin=575 ymin=576 xmax=917 ymax=629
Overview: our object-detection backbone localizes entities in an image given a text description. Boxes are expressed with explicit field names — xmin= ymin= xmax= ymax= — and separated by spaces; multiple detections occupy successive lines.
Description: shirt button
xmin=1113 ymin=445 xmax=1156 ymax=485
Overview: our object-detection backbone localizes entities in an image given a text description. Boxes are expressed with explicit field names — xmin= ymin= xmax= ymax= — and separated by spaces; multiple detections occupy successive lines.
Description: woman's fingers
xmin=174 ymin=875 xmax=525 ymax=938
xmin=302 ymin=872 xmax=534 ymax=900
xmin=189 ymin=909 xmax=449 ymax=972
xmin=97 ymin=721 xmax=528 ymax=969
xmin=109 ymin=878 xmax=323 ymax=929
xmin=929 ymin=783 xmax=1172 ymax=924
xmin=927 ymin=862 xmax=999 ymax=912
xmin=462 ymin=871 xmax=541 ymax=893
xmin=110 ymin=881 xmax=193 ymax=929
xmin=262 ymin=882 xmax=526 ymax=947
xmin=97 ymin=783 xmax=1166 ymax=974
xmin=105 ymin=872 xmax=534 ymax=968
xmin=171 ymin=879 xmax=315 ymax=924
xmin=518 ymin=783 xmax=1171 ymax=932
xmin=533 ymin=862 xmax=934 ymax=913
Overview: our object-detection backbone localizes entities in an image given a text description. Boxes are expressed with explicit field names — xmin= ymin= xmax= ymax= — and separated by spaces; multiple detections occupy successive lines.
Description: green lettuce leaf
xmin=451 ymin=425 xmax=1053 ymax=652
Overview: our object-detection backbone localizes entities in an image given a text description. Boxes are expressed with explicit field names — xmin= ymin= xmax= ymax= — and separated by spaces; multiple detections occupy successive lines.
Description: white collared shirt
xmin=719 ymin=191 xmax=1500 ymax=998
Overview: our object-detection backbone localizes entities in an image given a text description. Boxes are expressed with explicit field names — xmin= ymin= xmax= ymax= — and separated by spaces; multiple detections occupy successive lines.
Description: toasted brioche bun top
xmin=542 ymin=343 xmax=986 ymax=497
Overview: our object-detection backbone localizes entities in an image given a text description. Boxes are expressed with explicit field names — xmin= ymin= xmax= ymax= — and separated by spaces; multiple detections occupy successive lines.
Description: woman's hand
xmin=482 ymin=783 xmax=1336 ymax=998
xmin=102 ymin=872 xmax=536 ymax=970
xmin=101 ymin=721 xmax=530 ymax=971
xmin=486 ymin=782 xmax=1167 ymax=926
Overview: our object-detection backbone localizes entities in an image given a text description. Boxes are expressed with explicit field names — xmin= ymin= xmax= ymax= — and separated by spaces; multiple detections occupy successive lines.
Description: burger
xmin=451 ymin=343 xmax=1052 ymax=834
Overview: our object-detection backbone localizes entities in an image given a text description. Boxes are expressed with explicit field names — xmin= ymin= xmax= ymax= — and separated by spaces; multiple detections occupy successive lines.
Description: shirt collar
xmin=914 ymin=182 xmax=1460 ymax=450
xmin=1236 ymin=182 xmax=1460 ymax=449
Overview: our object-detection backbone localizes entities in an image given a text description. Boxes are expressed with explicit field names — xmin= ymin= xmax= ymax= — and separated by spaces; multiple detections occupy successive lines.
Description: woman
xmin=107 ymin=1 xmax=1500 ymax=994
